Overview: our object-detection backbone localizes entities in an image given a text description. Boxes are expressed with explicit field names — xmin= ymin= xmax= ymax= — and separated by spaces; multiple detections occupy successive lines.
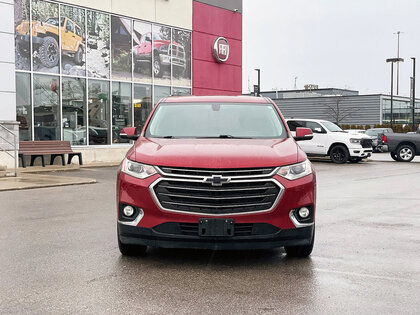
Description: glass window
xmin=133 ymin=21 xmax=152 ymax=83
xmin=33 ymin=74 xmax=60 ymax=140
xmin=62 ymin=77 xmax=86 ymax=145
xmin=88 ymin=80 xmax=110 ymax=145
xmin=286 ymin=120 xmax=305 ymax=132
xmin=14 ymin=0 xmax=31 ymax=71
xmin=172 ymin=87 xmax=191 ymax=96
xmin=171 ymin=29 xmax=191 ymax=87
xmin=31 ymin=0 xmax=60 ymax=73
xmin=111 ymin=16 xmax=132 ymax=81
xmin=322 ymin=121 xmax=344 ymax=132
xmin=60 ymin=5 xmax=86 ymax=76
xmin=146 ymin=103 xmax=288 ymax=139
xmin=306 ymin=121 xmax=326 ymax=133
xmin=87 ymin=10 xmax=110 ymax=79
xmin=154 ymin=85 xmax=171 ymax=105
xmin=16 ymin=73 xmax=31 ymax=141
xmin=66 ymin=20 xmax=74 ymax=32
xmin=112 ymin=82 xmax=132 ymax=143
xmin=152 ymin=25 xmax=171 ymax=85
xmin=134 ymin=84 xmax=152 ymax=130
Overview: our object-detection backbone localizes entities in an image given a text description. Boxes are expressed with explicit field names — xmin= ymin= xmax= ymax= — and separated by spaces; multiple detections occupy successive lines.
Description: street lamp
xmin=254 ymin=69 xmax=260 ymax=96
xmin=386 ymin=57 xmax=404 ymax=128
xmin=411 ymin=57 xmax=416 ymax=131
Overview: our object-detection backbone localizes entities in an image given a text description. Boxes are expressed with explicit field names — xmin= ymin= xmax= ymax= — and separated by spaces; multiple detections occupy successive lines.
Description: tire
xmin=390 ymin=152 xmax=399 ymax=161
xmin=74 ymin=46 xmax=83 ymax=65
xmin=17 ymin=42 xmax=30 ymax=58
xmin=118 ymin=235 xmax=147 ymax=256
xmin=38 ymin=36 xmax=59 ymax=68
xmin=153 ymin=52 xmax=162 ymax=77
xmin=285 ymin=226 xmax=315 ymax=258
xmin=396 ymin=144 xmax=415 ymax=162
xmin=329 ymin=145 xmax=350 ymax=164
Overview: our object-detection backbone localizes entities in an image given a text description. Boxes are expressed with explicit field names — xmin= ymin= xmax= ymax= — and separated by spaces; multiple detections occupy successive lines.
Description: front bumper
xmin=349 ymin=148 xmax=372 ymax=158
xmin=117 ymin=168 xmax=316 ymax=250
xmin=118 ymin=222 xmax=314 ymax=250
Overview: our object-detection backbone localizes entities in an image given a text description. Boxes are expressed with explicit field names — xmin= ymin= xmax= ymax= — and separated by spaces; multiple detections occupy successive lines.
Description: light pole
xmin=394 ymin=31 xmax=404 ymax=95
xmin=411 ymin=57 xmax=416 ymax=131
xmin=386 ymin=58 xmax=404 ymax=129
xmin=255 ymin=68 xmax=260 ymax=96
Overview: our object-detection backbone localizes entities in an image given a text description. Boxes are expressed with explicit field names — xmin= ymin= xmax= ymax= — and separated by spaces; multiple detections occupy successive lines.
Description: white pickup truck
xmin=286 ymin=119 xmax=373 ymax=163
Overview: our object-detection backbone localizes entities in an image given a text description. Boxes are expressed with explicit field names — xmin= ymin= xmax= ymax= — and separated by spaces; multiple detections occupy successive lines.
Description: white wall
xmin=61 ymin=0 xmax=192 ymax=30
xmin=0 ymin=0 xmax=16 ymax=122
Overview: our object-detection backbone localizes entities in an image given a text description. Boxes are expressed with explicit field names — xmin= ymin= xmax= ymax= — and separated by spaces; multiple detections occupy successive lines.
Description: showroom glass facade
xmin=14 ymin=0 xmax=192 ymax=145
xmin=382 ymin=98 xmax=420 ymax=125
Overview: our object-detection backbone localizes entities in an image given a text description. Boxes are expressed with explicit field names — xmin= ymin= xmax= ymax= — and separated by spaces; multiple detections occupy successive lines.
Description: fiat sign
xmin=212 ymin=37 xmax=229 ymax=63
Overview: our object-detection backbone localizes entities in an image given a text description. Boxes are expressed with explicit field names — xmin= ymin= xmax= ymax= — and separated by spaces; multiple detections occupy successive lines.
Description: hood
xmin=129 ymin=137 xmax=302 ymax=169
xmin=341 ymin=132 xmax=368 ymax=139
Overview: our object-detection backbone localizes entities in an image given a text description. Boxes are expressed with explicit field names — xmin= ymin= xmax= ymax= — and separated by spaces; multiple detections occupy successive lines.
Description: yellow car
xmin=16 ymin=17 xmax=84 ymax=68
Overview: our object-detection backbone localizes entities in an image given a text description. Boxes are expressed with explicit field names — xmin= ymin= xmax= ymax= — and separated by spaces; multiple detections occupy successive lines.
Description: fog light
xmin=298 ymin=207 xmax=310 ymax=219
xmin=123 ymin=205 xmax=135 ymax=217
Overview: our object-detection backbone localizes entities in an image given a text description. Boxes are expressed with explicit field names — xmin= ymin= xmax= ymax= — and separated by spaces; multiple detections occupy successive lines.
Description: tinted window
xmin=306 ymin=121 xmax=326 ymax=133
xmin=146 ymin=103 xmax=287 ymax=139
xmin=287 ymin=120 xmax=305 ymax=132
xmin=66 ymin=20 xmax=74 ymax=32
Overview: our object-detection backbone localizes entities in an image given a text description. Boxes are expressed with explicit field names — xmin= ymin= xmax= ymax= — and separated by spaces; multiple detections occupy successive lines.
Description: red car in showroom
xmin=117 ymin=96 xmax=316 ymax=257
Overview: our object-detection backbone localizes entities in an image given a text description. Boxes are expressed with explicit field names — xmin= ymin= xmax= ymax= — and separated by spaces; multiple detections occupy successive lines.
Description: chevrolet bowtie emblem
xmin=203 ymin=175 xmax=231 ymax=186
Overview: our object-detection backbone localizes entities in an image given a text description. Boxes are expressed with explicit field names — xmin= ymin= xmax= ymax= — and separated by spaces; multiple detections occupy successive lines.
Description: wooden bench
xmin=19 ymin=141 xmax=83 ymax=168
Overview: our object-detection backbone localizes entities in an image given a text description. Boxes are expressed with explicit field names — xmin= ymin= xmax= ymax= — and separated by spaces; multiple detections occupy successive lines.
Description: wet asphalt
xmin=0 ymin=157 xmax=419 ymax=314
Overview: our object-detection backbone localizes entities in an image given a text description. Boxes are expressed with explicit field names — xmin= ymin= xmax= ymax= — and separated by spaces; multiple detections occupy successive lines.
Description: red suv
xmin=117 ymin=96 xmax=316 ymax=257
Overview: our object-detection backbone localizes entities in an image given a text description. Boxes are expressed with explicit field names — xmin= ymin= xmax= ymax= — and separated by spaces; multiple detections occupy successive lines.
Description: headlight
xmin=277 ymin=159 xmax=312 ymax=180
xmin=121 ymin=158 xmax=157 ymax=179
xmin=350 ymin=138 xmax=361 ymax=144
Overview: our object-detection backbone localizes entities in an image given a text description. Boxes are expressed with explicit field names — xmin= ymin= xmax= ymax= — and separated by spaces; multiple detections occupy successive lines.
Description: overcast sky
xmin=242 ymin=0 xmax=420 ymax=97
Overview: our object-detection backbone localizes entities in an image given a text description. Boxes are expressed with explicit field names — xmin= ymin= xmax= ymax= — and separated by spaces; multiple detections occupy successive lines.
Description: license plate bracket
xmin=198 ymin=218 xmax=234 ymax=237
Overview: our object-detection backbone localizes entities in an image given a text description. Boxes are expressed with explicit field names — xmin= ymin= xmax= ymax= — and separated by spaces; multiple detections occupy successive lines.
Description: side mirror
xmin=294 ymin=127 xmax=313 ymax=141
xmin=120 ymin=127 xmax=139 ymax=141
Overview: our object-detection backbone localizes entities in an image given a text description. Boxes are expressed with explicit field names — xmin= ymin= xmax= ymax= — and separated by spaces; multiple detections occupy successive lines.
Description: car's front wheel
xmin=285 ymin=227 xmax=315 ymax=258
xmin=39 ymin=36 xmax=59 ymax=68
xmin=329 ymin=144 xmax=350 ymax=164
xmin=396 ymin=144 xmax=415 ymax=162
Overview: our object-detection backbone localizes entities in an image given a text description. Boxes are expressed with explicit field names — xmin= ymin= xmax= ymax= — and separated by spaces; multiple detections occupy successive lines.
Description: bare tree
xmin=323 ymin=96 xmax=360 ymax=124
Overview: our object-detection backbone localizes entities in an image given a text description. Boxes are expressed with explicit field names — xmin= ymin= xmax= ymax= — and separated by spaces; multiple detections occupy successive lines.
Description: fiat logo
xmin=212 ymin=37 xmax=229 ymax=63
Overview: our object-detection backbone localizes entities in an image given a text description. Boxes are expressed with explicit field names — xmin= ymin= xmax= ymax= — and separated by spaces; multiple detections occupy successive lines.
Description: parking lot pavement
xmin=370 ymin=152 xmax=420 ymax=162
xmin=0 ymin=162 xmax=419 ymax=314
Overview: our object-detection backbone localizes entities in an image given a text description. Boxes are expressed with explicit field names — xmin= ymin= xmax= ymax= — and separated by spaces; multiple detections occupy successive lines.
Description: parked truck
xmin=380 ymin=127 xmax=420 ymax=162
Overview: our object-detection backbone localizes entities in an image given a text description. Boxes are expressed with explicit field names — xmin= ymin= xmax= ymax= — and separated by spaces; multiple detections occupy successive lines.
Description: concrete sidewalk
xmin=0 ymin=173 xmax=96 ymax=191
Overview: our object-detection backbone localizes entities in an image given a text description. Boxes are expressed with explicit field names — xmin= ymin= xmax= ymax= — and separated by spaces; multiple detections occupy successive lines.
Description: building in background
xmin=258 ymin=87 xmax=420 ymax=126
xmin=0 ymin=0 xmax=242 ymax=168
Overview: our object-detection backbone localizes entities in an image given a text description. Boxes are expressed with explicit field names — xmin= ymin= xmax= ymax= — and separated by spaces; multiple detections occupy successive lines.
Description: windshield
xmin=365 ymin=130 xmax=379 ymax=136
xmin=45 ymin=18 xmax=59 ymax=26
xmin=153 ymin=33 xmax=163 ymax=41
xmin=145 ymin=103 xmax=288 ymax=139
xmin=322 ymin=121 xmax=343 ymax=132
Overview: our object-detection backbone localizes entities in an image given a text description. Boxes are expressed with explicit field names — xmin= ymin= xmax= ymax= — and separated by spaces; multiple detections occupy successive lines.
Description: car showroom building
xmin=259 ymin=87 xmax=420 ymax=126
xmin=0 ymin=0 xmax=242 ymax=168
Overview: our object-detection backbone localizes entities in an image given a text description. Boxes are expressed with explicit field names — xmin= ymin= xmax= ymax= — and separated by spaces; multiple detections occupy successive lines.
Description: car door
xmin=61 ymin=19 xmax=74 ymax=52
xmin=302 ymin=121 xmax=328 ymax=154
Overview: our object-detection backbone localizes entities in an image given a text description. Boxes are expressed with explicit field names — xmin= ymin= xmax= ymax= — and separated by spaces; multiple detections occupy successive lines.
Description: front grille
xmin=170 ymin=45 xmax=185 ymax=59
xmin=152 ymin=179 xmax=281 ymax=215
xmin=180 ymin=223 xmax=254 ymax=236
xmin=361 ymin=138 xmax=373 ymax=148
xmin=159 ymin=166 xmax=275 ymax=178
